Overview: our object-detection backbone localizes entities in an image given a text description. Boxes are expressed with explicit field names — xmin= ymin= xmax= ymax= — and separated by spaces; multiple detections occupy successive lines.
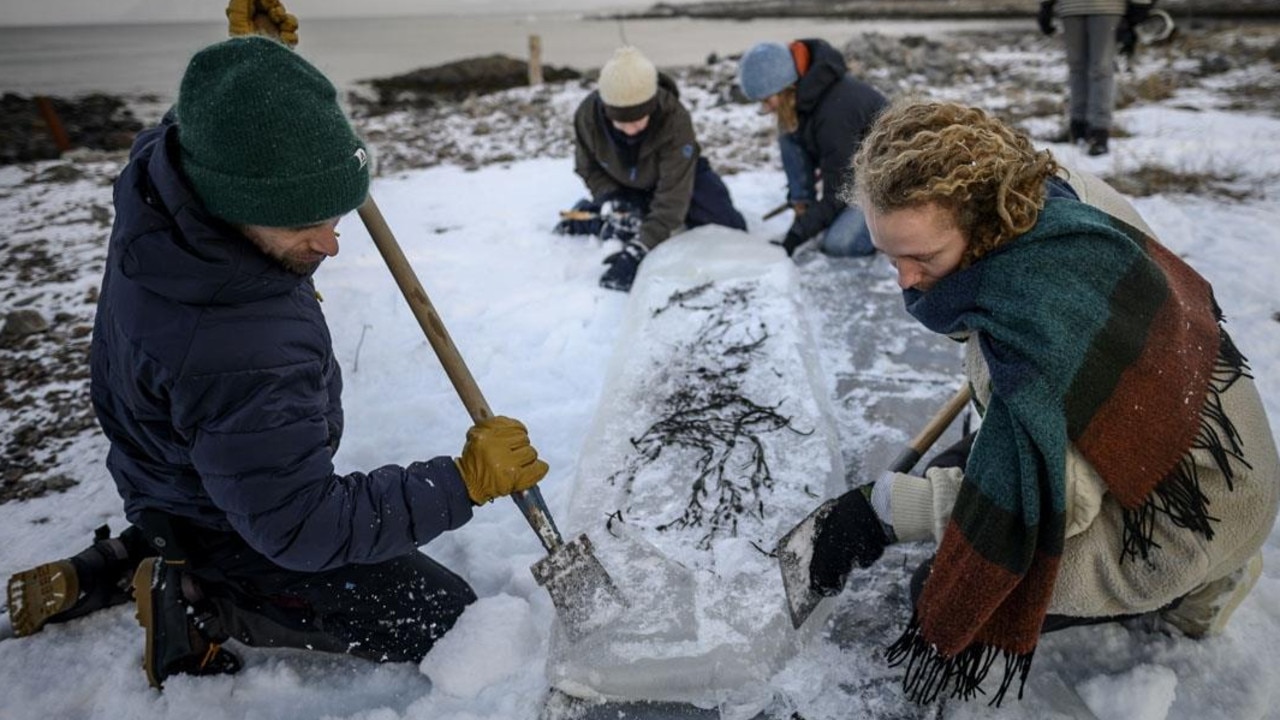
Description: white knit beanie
xmin=598 ymin=47 xmax=658 ymax=119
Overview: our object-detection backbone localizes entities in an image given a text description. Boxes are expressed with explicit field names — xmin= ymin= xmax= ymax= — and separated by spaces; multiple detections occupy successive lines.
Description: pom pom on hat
xmin=176 ymin=36 xmax=370 ymax=228
xmin=738 ymin=42 xmax=799 ymax=101
xmin=598 ymin=46 xmax=659 ymax=122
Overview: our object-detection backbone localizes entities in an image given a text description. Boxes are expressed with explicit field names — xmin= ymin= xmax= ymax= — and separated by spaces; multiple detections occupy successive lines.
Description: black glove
xmin=1124 ymin=1 xmax=1151 ymax=27
xmin=1037 ymin=1 xmax=1056 ymax=36
xmin=774 ymin=226 xmax=805 ymax=258
xmin=808 ymin=487 xmax=889 ymax=596
xmin=1116 ymin=19 xmax=1138 ymax=57
xmin=599 ymin=241 xmax=646 ymax=292
xmin=554 ymin=198 xmax=603 ymax=236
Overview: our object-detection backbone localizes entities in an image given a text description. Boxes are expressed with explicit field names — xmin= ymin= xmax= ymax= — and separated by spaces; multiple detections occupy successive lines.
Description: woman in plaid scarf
xmin=806 ymin=100 xmax=1279 ymax=705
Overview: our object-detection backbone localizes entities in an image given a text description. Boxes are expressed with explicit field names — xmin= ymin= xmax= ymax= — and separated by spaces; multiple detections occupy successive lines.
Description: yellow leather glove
xmin=227 ymin=0 xmax=300 ymax=47
xmin=455 ymin=417 xmax=549 ymax=505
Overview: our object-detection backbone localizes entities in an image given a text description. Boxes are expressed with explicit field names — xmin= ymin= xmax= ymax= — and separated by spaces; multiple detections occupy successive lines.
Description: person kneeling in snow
xmin=737 ymin=38 xmax=887 ymax=259
xmin=555 ymin=46 xmax=747 ymax=292
xmin=6 ymin=37 xmax=549 ymax=690
xmin=804 ymin=100 xmax=1279 ymax=705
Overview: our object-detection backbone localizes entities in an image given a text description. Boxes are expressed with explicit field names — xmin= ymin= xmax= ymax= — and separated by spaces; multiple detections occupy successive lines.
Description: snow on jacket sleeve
xmin=180 ymin=354 xmax=473 ymax=572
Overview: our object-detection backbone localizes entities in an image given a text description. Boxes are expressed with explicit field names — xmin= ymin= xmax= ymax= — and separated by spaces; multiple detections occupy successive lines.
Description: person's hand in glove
xmin=455 ymin=416 xmax=549 ymax=505
xmin=1036 ymin=1 xmax=1057 ymax=36
xmin=770 ymin=223 xmax=807 ymax=258
xmin=554 ymin=198 xmax=604 ymax=236
xmin=599 ymin=241 xmax=647 ymax=292
xmin=808 ymin=487 xmax=890 ymax=596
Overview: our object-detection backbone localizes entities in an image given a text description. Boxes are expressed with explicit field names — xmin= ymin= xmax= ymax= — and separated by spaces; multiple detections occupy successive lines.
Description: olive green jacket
xmin=572 ymin=74 xmax=700 ymax=250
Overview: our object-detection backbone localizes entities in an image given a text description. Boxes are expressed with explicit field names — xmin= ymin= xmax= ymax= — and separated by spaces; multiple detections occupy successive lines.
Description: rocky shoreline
xmin=613 ymin=0 xmax=1280 ymax=21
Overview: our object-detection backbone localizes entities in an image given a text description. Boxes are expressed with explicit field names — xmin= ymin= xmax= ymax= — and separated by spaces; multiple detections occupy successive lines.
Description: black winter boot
xmin=1087 ymin=128 xmax=1110 ymax=156
xmin=1050 ymin=119 xmax=1088 ymax=144
xmin=6 ymin=524 xmax=148 ymax=637
xmin=133 ymin=557 xmax=241 ymax=689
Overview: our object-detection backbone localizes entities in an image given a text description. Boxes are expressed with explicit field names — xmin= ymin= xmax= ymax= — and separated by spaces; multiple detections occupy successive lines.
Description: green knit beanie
xmin=176 ymin=36 xmax=369 ymax=228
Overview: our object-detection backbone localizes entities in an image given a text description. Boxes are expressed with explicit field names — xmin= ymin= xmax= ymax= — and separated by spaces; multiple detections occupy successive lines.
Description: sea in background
xmin=0 ymin=13 xmax=1019 ymax=101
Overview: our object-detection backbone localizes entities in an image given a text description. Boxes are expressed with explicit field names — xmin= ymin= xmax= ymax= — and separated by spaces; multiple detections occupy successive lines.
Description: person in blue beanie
xmin=5 ymin=36 xmax=549 ymax=690
xmin=738 ymin=39 xmax=887 ymax=258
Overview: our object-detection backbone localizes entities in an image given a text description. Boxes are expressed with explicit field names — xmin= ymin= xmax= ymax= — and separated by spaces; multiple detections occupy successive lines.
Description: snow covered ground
xmin=1 ymin=22 xmax=1279 ymax=720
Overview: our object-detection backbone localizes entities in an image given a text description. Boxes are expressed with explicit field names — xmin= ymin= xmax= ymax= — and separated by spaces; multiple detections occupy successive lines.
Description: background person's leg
xmin=819 ymin=205 xmax=875 ymax=257
xmin=1084 ymin=14 xmax=1122 ymax=153
xmin=1061 ymin=16 xmax=1090 ymax=135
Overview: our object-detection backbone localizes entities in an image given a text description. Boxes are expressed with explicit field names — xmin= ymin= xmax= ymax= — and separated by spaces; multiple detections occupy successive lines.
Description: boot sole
xmin=133 ymin=558 xmax=163 ymax=689
xmin=6 ymin=560 xmax=79 ymax=637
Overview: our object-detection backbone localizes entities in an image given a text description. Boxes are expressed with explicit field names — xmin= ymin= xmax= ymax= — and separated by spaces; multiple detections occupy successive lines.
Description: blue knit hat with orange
xmin=176 ymin=36 xmax=369 ymax=227
xmin=738 ymin=42 xmax=799 ymax=101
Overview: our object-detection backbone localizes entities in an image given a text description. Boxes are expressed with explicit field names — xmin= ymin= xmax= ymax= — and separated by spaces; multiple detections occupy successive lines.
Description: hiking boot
xmin=133 ymin=557 xmax=241 ymax=689
xmin=1086 ymin=128 xmax=1110 ymax=156
xmin=6 ymin=524 xmax=143 ymax=637
xmin=1049 ymin=119 xmax=1088 ymax=144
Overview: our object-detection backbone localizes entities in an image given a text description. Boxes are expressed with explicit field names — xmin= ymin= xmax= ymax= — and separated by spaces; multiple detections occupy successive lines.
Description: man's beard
xmin=247 ymin=235 xmax=324 ymax=276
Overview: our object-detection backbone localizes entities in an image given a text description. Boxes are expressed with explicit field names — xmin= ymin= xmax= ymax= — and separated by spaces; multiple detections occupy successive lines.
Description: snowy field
xmin=2 ymin=23 xmax=1280 ymax=720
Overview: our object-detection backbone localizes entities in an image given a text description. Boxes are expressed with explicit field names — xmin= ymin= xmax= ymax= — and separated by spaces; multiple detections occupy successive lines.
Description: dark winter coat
xmin=90 ymin=121 xmax=473 ymax=573
xmin=572 ymin=74 xmax=700 ymax=250
xmin=789 ymin=38 xmax=888 ymax=243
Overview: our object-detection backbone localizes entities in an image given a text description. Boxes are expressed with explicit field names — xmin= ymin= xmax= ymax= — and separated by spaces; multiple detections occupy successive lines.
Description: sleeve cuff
xmin=888 ymin=472 xmax=939 ymax=543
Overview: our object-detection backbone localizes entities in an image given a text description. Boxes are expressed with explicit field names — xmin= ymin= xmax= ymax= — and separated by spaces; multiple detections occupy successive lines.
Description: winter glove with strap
xmin=455 ymin=416 xmax=549 ymax=505
xmin=227 ymin=0 xmax=299 ymax=46
xmin=808 ymin=486 xmax=890 ymax=596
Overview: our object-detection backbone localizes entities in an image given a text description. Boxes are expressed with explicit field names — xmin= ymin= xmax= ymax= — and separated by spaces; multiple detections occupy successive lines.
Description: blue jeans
xmin=779 ymin=133 xmax=874 ymax=257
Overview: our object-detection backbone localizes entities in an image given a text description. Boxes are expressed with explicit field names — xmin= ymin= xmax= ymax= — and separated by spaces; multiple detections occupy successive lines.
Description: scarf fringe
xmin=886 ymin=615 xmax=1033 ymax=707
xmin=1121 ymin=329 xmax=1251 ymax=562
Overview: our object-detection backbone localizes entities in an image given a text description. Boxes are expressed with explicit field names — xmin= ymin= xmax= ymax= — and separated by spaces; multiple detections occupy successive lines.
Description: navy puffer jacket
xmin=90 ymin=122 xmax=473 ymax=572
xmin=790 ymin=38 xmax=888 ymax=242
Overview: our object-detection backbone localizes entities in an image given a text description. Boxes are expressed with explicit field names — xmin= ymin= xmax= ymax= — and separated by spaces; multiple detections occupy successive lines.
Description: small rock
xmin=1 ymin=309 xmax=49 ymax=344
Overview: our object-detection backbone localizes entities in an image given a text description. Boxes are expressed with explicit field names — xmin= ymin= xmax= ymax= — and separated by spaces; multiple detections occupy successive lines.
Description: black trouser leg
xmin=202 ymin=552 xmax=476 ymax=663
xmin=685 ymin=157 xmax=747 ymax=231
xmin=147 ymin=517 xmax=476 ymax=663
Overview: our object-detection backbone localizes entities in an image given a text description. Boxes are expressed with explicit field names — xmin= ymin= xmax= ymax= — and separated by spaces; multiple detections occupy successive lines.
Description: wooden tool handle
xmin=357 ymin=196 xmax=563 ymax=552
xmin=886 ymin=384 xmax=973 ymax=474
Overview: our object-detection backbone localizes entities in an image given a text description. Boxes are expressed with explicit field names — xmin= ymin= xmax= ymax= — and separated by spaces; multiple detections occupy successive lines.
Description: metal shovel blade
xmin=777 ymin=498 xmax=838 ymax=629
xmin=530 ymin=533 xmax=627 ymax=641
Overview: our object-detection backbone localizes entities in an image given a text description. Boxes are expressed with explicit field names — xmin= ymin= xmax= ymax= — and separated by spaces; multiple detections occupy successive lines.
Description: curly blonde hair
xmin=846 ymin=100 xmax=1059 ymax=265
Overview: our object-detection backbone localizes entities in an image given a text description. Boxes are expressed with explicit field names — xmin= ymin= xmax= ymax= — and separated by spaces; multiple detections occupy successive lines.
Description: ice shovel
xmin=356 ymin=196 xmax=626 ymax=640
xmin=777 ymin=383 xmax=973 ymax=629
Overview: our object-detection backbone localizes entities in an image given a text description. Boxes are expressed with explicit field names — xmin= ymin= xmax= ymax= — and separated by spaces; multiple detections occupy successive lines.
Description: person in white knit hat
xmin=556 ymin=46 xmax=746 ymax=292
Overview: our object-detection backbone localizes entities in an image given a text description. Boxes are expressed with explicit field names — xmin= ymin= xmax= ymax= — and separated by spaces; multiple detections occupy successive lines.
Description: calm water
xmin=0 ymin=13 xmax=1017 ymax=100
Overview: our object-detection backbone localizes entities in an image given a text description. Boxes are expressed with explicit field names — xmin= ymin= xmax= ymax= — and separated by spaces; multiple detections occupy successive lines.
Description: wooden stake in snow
xmin=529 ymin=35 xmax=544 ymax=86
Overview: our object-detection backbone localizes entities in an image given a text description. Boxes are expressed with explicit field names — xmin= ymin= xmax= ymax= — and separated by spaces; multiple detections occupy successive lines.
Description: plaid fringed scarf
xmin=887 ymin=198 xmax=1248 ymax=705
